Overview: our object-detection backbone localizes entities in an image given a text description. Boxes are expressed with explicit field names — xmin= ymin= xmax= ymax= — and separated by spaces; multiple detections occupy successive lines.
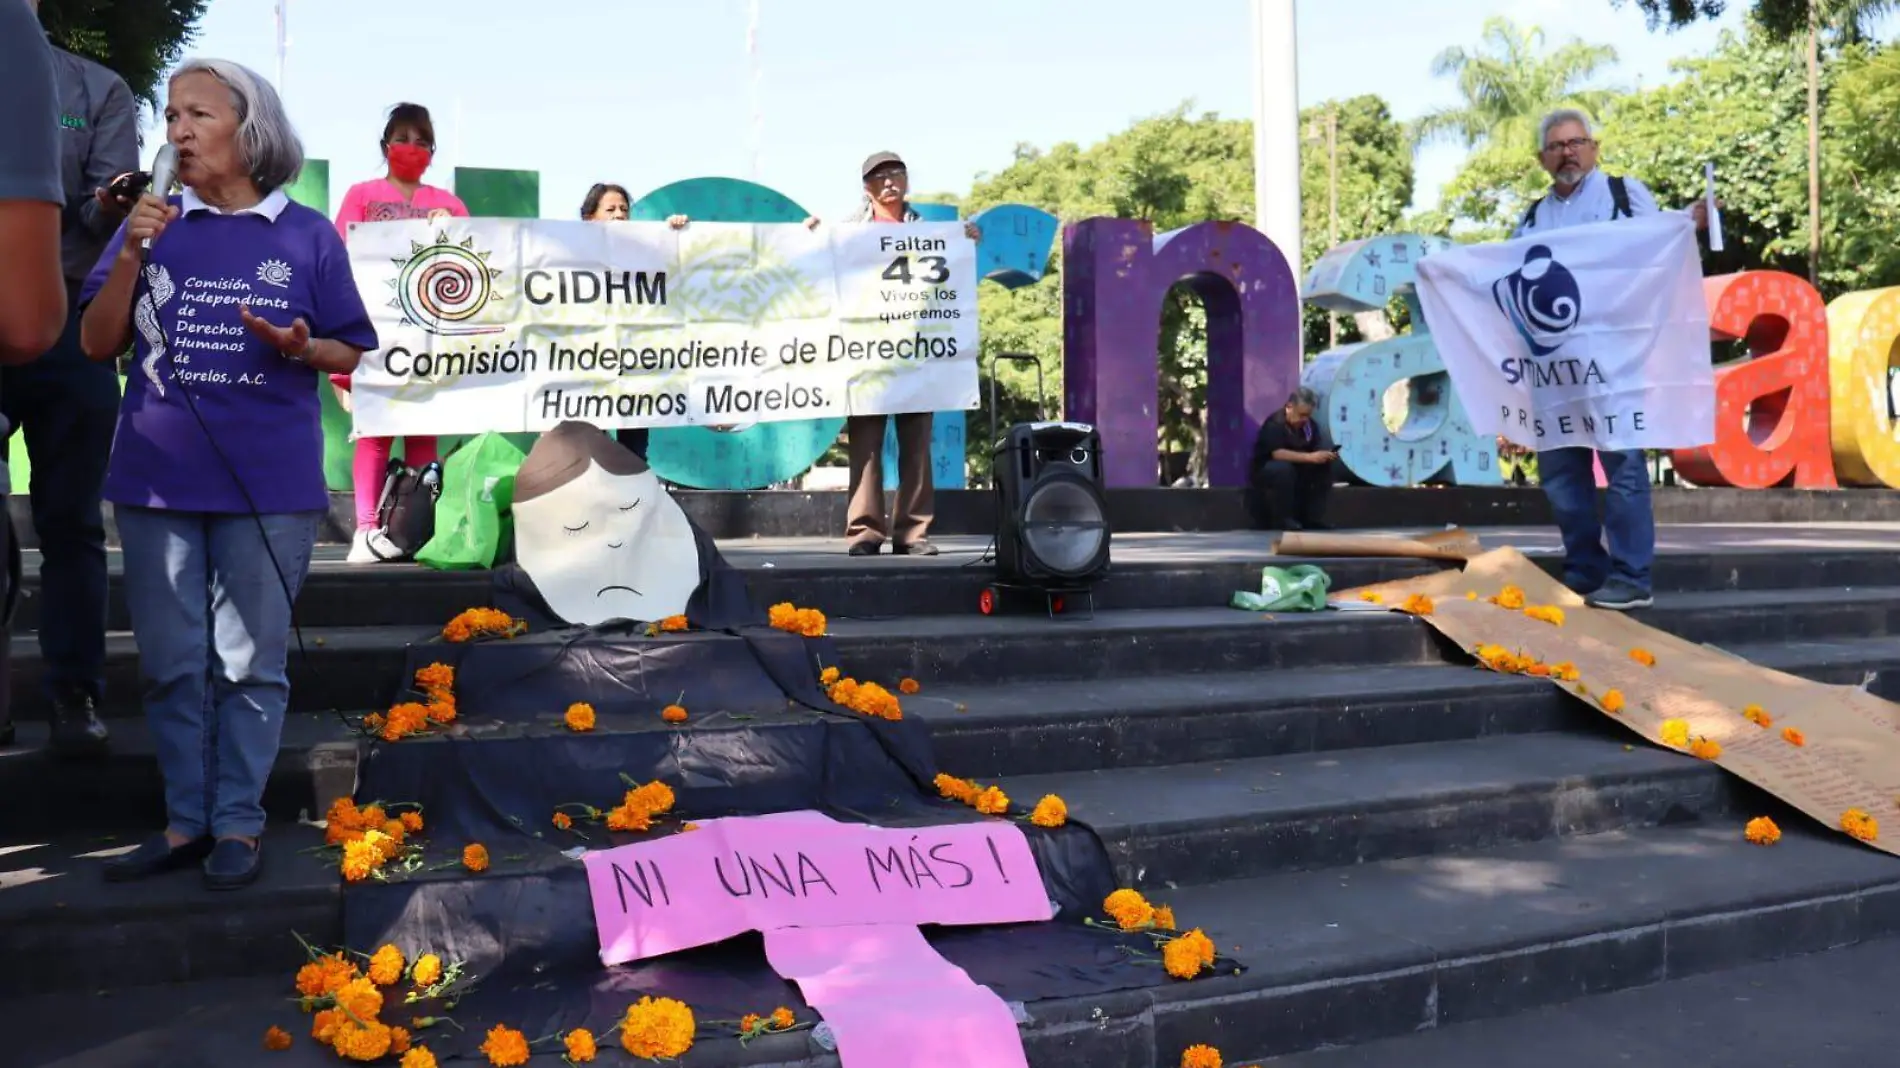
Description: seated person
xmin=1246 ymin=388 xmax=1337 ymax=531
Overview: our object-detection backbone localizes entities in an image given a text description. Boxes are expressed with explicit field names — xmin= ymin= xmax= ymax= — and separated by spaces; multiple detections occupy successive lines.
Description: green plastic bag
xmin=1230 ymin=564 xmax=1332 ymax=613
xmin=415 ymin=432 xmax=526 ymax=571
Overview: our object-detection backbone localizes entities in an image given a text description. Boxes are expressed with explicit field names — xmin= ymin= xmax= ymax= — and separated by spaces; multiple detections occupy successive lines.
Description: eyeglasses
xmin=1542 ymin=137 xmax=1595 ymax=154
xmin=867 ymin=168 xmax=907 ymax=185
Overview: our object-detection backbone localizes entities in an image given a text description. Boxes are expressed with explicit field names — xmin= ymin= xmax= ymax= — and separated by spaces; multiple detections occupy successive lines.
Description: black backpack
xmin=372 ymin=458 xmax=443 ymax=561
xmin=1520 ymin=174 xmax=1632 ymax=232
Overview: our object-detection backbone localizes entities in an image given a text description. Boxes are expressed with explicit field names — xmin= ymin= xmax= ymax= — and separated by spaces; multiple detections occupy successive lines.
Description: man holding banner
xmin=1416 ymin=108 xmax=1712 ymax=611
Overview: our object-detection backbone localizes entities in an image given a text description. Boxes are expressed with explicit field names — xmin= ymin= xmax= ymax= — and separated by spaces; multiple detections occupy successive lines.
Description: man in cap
xmin=813 ymin=152 xmax=978 ymax=556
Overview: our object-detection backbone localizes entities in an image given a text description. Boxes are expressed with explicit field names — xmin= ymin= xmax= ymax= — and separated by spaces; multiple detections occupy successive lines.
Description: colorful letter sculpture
xmin=970 ymin=204 xmax=1060 ymax=290
xmin=1063 ymin=219 xmax=1301 ymax=487
xmin=1670 ymin=272 xmax=1836 ymax=489
xmin=1826 ymin=287 xmax=1900 ymax=488
xmin=1299 ymin=234 xmax=1502 ymax=486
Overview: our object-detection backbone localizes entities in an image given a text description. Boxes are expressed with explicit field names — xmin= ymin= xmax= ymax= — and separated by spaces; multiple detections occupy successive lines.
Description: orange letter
xmin=1826 ymin=287 xmax=1900 ymax=487
xmin=1670 ymin=271 xmax=1836 ymax=488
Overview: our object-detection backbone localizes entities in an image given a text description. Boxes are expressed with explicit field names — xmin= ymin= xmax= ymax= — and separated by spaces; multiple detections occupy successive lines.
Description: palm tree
xmin=1413 ymin=17 xmax=1622 ymax=155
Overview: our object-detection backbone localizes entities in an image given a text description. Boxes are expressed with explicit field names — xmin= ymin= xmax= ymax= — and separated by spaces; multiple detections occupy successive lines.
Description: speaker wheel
xmin=978 ymin=587 xmax=997 ymax=615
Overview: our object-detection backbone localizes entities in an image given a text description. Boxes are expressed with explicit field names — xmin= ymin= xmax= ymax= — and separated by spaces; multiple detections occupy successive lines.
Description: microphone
xmin=141 ymin=144 xmax=178 ymax=262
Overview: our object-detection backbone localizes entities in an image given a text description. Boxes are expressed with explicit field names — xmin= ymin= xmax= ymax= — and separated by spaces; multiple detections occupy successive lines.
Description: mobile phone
xmin=106 ymin=170 xmax=152 ymax=202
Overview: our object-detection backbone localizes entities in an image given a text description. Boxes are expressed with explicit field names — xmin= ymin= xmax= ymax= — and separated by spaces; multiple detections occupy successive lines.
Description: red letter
xmin=1670 ymin=271 xmax=1836 ymax=488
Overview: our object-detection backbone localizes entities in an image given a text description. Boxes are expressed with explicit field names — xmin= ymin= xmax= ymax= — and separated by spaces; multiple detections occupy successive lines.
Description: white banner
xmin=1414 ymin=213 xmax=1715 ymax=452
xmin=345 ymin=220 xmax=979 ymax=436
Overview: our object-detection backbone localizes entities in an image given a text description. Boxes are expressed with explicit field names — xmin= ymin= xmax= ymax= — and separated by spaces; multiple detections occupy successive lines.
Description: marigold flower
xmin=934 ymin=773 xmax=979 ymax=804
xmin=820 ymin=666 xmax=840 ymax=685
xmin=899 ymin=676 xmax=922 ymax=694
xmin=1600 ymin=689 xmax=1626 ymax=715
xmin=410 ymin=954 xmax=442 ymax=988
xmin=399 ymin=810 xmax=424 ymax=833
xmin=1526 ymin=662 xmax=1552 ymax=678
xmin=1841 ymin=808 xmax=1880 ymax=843
xmin=263 ymin=1025 xmax=292 ymax=1051
xmin=1356 ymin=590 xmax=1383 ymax=604
xmin=770 ymin=1006 xmax=794 ymax=1030
xmin=295 ymin=953 xmax=357 ymax=997
xmin=1659 ymin=718 xmax=1690 ymax=747
xmin=1690 ymin=737 xmax=1723 ymax=760
xmin=1153 ymin=904 xmax=1177 ymax=931
xmin=463 ymin=843 xmax=490 ymax=873
xmin=1162 ymin=929 xmax=1218 ymax=981
xmin=1104 ymin=889 xmax=1155 ymax=930
xmin=606 ymin=807 xmax=653 ymax=833
xmin=332 ymin=976 xmax=383 ymax=1020
xmin=1551 ymin=661 xmax=1579 ymax=682
xmin=740 ymin=1013 xmax=763 ymax=1034
xmin=564 ymin=1028 xmax=598 ymax=1062
xmin=367 ymin=944 xmax=405 ymax=986
xmin=1464 ymin=591 xmax=1478 ymax=600
xmin=341 ymin=836 xmax=384 ymax=882
xmin=767 ymin=602 xmax=828 ymax=638
xmin=400 ymin=1047 xmax=438 ymax=1068
xmin=443 ymin=607 xmax=524 ymax=643
xmin=311 ymin=1008 xmax=343 ymax=1046
xmin=1181 ymin=1042 xmax=1223 ymax=1068
xmin=333 ymin=1020 xmax=393 ymax=1062
xmin=391 ymin=1027 xmax=412 ymax=1054
xmin=1523 ymin=604 xmax=1565 ymax=626
xmin=1783 ymin=726 xmax=1806 ymax=747
xmin=479 ymin=1024 xmax=531 ymax=1066
xmin=1397 ymin=593 xmax=1434 ymax=616
xmin=620 ymin=996 xmax=696 ymax=1059
xmin=1030 ymin=794 xmax=1068 ymax=828
xmin=1743 ymin=704 xmax=1773 ymax=728
xmin=381 ymin=701 xmax=433 ymax=742
xmin=1489 ymin=585 xmax=1526 ymax=610
xmin=1629 ymin=648 xmax=1656 ymax=667
xmin=661 ymin=704 xmax=688 ymax=723
xmin=827 ymin=676 xmax=904 ymax=720
xmin=973 ymin=785 xmax=1010 ymax=816
xmin=564 ymin=702 xmax=596 ymax=732
xmin=659 ymin=615 xmax=689 ymax=632
xmin=1745 ymin=816 xmax=1781 ymax=845
xmin=553 ymin=811 xmax=573 ymax=830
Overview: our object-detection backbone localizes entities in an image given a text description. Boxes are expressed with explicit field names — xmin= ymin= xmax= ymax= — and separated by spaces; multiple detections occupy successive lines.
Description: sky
xmin=135 ymin=0 xmax=1764 ymax=222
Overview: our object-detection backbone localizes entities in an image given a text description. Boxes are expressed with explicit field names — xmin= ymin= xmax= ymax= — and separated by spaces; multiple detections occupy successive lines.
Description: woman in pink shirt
xmin=331 ymin=102 xmax=467 ymax=563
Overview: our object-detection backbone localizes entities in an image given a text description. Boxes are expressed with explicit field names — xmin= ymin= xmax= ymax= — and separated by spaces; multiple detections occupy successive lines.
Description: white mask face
xmin=511 ymin=460 xmax=701 ymax=626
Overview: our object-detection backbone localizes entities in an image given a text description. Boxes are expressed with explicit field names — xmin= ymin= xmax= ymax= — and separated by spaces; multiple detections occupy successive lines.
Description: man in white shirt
xmin=1510 ymin=108 xmax=1707 ymax=611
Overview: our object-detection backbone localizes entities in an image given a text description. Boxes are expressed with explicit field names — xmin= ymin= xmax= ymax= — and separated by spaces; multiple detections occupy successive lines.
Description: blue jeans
xmin=0 ymin=293 xmax=118 ymax=703
xmin=1536 ymin=447 xmax=1654 ymax=594
xmin=118 ymin=507 xmax=320 ymax=838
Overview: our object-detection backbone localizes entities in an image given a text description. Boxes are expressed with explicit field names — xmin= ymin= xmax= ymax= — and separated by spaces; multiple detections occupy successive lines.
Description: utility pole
xmin=1807 ymin=0 xmax=1822 ymax=286
xmin=1251 ymin=0 xmax=1303 ymax=356
xmin=1326 ymin=105 xmax=1338 ymax=348
xmin=274 ymin=0 xmax=288 ymax=98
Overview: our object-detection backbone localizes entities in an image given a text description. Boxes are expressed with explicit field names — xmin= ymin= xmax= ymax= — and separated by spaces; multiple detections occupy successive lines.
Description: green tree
xmin=1618 ymin=0 xmax=1895 ymax=39
xmin=1417 ymin=17 xmax=1625 ymax=234
xmin=1300 ymin=95 xmax=1416 ymax=350
xmin=1607 ymin=25 xmax=1900 ymax=296
xmin=961 ymin=100 xmax=1410 ymax=483
xmin=38 ymin=0 xmax=207 ymax=111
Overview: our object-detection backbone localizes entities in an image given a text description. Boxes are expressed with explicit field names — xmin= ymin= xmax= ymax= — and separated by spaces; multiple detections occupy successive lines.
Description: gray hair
xmin=1287 ymin=387 xmax=1319 ymax=409
xmin=1537 ymin=108 xmax=1596 ymax=149
xmin=171 ymin=58 xmax=304 ymax=192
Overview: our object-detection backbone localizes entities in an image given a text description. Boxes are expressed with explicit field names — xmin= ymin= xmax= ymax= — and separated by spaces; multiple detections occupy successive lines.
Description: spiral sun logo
xmin=256 ymin=259 xmax=292 ymax=288
xmin=386 ymin=231 xmax=503 ymax=336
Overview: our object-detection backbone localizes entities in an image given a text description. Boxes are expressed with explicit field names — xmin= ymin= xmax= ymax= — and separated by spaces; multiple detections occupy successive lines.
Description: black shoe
xmin=49 ymin=690 xmax=109 ymax=759
xmin=893 ymin=540 xmax=940 ymax=557
xmin=1585 ymin=582 xmax=1653 ymax=611
xmin=104 ymin=833 xmax=213 ymax=882
xmin=0 ymin=720 xmax=13 ymax=748
xmin=847 ymin=541 xmax=882 ymax=557
xmin=204 ymin=837 xmax=263 ymax=890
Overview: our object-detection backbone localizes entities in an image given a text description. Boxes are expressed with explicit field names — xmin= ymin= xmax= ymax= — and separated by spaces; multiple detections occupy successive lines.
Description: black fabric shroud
xmin=335 ymin=509 xmax=1240 ymax=1055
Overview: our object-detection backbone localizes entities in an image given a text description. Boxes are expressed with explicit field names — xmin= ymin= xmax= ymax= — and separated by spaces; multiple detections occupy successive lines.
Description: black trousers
xmin=615 ymin=427 xmax=650 ymax=458
xmin=1247 ymin=459 xmax=1333 ymax=529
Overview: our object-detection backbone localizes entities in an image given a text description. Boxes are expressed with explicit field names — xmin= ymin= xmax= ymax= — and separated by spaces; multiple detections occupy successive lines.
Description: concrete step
xmin=18 ymin=542 xmax=1900 ymax=631
xmin=5 ymin=822 xmax=1896 ymax=1066
xmin=999 ymin=731 xmax=1742 ymax=888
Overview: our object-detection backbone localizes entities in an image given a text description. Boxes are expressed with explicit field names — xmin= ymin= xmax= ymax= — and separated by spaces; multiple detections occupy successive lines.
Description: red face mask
xmin=386 ymin=143 xmax=432 ymax=182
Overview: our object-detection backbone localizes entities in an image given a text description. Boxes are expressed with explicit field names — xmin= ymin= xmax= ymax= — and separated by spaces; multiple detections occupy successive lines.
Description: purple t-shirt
xmin=81 ymin=192 xmax=377 ymax=514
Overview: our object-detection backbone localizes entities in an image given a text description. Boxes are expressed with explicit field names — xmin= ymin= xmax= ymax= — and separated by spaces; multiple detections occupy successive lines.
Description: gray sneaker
xmin=1586 ymin=582 xmax=1653 ymax=611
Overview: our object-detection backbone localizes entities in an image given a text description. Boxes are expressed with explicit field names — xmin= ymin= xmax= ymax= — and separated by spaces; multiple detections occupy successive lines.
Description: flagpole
xmin=1251 ymin=0 xmax=1303 ymax=354
xmin=746 ymin=0 xmax=763 ymax=183
xmin=274 ymin=0 xmax=288 ymax=96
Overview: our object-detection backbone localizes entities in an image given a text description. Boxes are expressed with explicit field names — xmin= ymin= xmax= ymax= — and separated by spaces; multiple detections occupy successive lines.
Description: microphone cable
xmin=136 ymin=257 xmax=365 ymax=739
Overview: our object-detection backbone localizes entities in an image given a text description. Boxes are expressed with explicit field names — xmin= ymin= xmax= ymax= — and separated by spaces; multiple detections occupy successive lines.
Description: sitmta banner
xmin=1414 ymin=214 xmax=1715 ymax=452
xmin=344 ymin=220 xmax=979 ymax=436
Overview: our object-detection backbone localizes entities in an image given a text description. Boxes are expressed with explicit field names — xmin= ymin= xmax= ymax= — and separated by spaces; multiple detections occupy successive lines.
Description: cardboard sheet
xmin=1340 ymin=547 xmax=1900 ymax=855
xmin=1274 ymin=527 xmax=1482 ymax=561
